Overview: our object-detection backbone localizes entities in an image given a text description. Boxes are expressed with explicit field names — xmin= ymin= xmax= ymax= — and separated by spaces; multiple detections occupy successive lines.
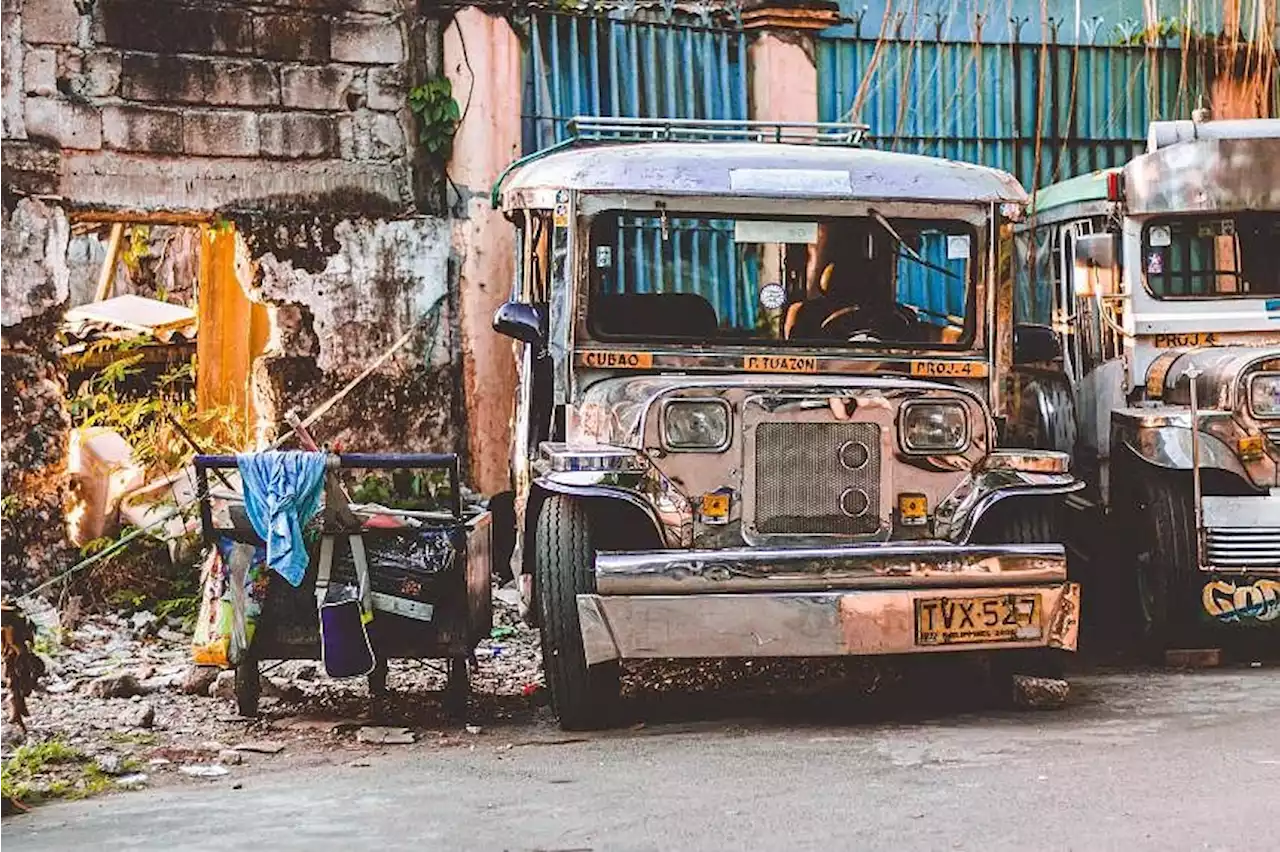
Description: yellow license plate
xmin=914 ymin=594 xmax=1042 ymax=646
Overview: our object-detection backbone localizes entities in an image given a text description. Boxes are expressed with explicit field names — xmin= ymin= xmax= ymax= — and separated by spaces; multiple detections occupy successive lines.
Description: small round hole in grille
xmin=840 ymin=488 xmax=870 ymax=518
xmin=838 ymin=440 xmax=870 ymax=471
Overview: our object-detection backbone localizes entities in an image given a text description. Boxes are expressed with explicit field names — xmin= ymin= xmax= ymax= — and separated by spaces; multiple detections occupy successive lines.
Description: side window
xmin=522 ymin=212 xmax=552 ymax=303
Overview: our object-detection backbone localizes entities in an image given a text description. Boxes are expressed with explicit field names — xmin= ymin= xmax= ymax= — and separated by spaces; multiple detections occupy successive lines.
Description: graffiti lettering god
xmin=1202 ymin=579 xmax=1280 ymax=623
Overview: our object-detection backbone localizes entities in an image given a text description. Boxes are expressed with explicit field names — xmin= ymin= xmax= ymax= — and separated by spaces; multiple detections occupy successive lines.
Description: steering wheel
xmin=822 ymin=304 xmax=920 ymax=341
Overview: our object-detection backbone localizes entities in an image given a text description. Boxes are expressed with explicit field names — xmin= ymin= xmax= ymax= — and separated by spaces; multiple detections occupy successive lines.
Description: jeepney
xmin=491 ymin=117 xmax=1083 ymax=729
xmin=1014 ymin=117 xmax=1280 ymax=649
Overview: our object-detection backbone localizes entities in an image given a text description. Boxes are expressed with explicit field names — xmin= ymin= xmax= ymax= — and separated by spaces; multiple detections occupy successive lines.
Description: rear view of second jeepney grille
xmin=753 ymin=423 xmax=882 ymax=535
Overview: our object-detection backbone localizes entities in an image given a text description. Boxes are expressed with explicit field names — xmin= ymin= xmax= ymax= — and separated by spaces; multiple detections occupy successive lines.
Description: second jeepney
xmin=1015 ymin=117 xmax=1280 ymax=649
xmin=491 ymin=118 xmax=1082 ymax=729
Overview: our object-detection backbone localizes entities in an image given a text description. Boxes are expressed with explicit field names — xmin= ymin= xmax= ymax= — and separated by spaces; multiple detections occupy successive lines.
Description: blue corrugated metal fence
xmin=521 ymin=9 xmax=749 ymax=326
xmin=818 ymin=28 xmax=1236 ymax=190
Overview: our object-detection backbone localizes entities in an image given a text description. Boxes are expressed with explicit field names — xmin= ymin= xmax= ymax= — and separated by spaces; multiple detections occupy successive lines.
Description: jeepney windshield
xmin=1142 ymin=213 xmax=1280 ymax=298
xmin=587 ymin=212 xmax=976 ymax=348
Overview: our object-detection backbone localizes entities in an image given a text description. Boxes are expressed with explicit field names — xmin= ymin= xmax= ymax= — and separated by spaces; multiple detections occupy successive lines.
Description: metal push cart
xmin=194 ymin=453 xmax=492 ymax=717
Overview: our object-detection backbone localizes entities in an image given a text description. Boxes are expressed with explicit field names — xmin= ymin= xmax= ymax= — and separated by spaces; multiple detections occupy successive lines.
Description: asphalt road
xmin=5 ymin=662 xmax=1277 ymax=852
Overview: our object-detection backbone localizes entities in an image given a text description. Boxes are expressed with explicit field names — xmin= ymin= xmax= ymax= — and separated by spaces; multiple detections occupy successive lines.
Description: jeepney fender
xmin=936 ymin=469 xmax=1085 ymax=544
xmin=1110 ymin=411 xmax=1249 ymax=479
xmin=509 ymin=473 xmax=670 ymax=614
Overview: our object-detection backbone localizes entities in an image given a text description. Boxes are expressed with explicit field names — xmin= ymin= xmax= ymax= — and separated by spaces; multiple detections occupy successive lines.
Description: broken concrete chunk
xmin=181 ymin=665 xmax=219 ymax=695
xmin=179 ymin=764 xmax=230 ymax=778
xmin=1011 ymin=674 xmax=1070 ymax=710
xmin=115 ymin=773 xmax=149 ymax=790
xmin=95 ymin=754 xmax=127 ymax=776
xmin=233 ymin=740 xmax=286 ymax=754
xmin=89 ymin=673 xmax=143 ymax=699
xmin=121 ymin=702 xmax=155 ymax=729
xmin=217 ymin=749 xmax=244 ymax=765
xmin=356 ymin=726 xmax=415 ymax=745
xmin=209 ymin=669 xmax=237 ymax=701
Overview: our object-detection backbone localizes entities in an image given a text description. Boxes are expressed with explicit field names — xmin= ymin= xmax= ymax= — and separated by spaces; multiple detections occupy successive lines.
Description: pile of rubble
xmin=2 ymin=590 xmax=545 ymax=805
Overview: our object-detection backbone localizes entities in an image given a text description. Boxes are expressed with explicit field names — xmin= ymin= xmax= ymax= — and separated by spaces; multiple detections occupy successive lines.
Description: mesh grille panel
xmin=754 ymin=422 xmax=881 ymax=535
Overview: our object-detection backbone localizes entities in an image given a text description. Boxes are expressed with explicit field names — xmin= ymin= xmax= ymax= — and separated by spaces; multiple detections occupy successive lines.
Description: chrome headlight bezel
xmin=898 ymin=400 xmax=971 ymax=455
xmin=660 ymin=398 xmax=732 ymax=452
xmin=1248 ymin=372 xmax=1280 ymax=419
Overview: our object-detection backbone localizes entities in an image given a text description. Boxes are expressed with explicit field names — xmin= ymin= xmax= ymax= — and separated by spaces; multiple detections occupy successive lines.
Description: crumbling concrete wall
xmin=1 ymin=196 xmax=74 ymax=592
xmin=239 ymin=213 xmax=460 ymax=454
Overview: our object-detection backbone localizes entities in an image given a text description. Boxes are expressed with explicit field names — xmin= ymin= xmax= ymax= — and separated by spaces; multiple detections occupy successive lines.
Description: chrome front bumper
xmin=578 ymin=543 xmax=1080 ymax=664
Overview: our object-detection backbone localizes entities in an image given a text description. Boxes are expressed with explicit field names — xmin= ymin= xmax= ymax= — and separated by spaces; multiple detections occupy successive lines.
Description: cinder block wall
xmin=8 ymin=0 xmax=423 ymax=194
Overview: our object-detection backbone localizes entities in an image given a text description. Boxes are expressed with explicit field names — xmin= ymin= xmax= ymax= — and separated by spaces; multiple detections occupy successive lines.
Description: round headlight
xmin=662 ymin=400 xmax=730 ymax=451
xmin=1249 ymin=373 xmax=1280 ymax=419
xmin=901 ymin=401 xmax=970 ymax=454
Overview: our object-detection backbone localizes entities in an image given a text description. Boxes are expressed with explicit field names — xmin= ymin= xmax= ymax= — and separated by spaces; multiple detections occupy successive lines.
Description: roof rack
xmin=490 ymin=116 xmax=870 ymax=208
xmin=567 ymin=116 xmax=868 ymax=146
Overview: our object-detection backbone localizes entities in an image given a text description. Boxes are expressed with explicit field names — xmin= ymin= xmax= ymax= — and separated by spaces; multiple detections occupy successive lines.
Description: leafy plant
xmin=67 ymin=344 xmax=248 ymax=480
xmin=349 ymin=469 xmax=453 ymax=512
xmin=120 ymin=225 xmax=152 ymax=278
xmin=408 ymin=77 xmax=462 ymax=159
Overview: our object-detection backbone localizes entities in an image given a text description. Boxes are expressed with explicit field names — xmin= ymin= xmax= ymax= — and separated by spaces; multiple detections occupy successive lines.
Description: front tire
xmin=535 ymin=495 xmax=619 ymax=730
xmin=1126 ymin=470 xmax=1197 ymax=653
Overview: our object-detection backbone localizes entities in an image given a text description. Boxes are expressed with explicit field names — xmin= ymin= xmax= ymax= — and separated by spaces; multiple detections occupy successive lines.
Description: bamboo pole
xmin=92 ymin=223 xmax=125 ymax=302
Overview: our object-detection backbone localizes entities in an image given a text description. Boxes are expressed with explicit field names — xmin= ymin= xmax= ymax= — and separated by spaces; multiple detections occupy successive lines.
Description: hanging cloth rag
xmin=236 ymin=451 xmax=327 ymax=587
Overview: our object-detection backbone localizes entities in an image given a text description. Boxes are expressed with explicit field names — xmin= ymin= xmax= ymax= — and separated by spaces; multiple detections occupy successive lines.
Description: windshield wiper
xmin=867 ymin=208 xmax=963 ymax=283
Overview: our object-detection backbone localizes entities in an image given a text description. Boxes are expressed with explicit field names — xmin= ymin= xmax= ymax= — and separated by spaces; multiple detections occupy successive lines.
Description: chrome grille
xmin=753 ymin=422 xmax=881 ymax=535
xmin=1206 ymin=527 xmax=1280 ymax=569
xmin=1264 ymin=426 xmax=1280 ymax=448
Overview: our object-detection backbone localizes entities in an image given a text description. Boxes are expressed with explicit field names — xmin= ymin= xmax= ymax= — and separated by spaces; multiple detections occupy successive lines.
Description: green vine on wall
xmin=408 ymin=77 xmax=462 ymax=160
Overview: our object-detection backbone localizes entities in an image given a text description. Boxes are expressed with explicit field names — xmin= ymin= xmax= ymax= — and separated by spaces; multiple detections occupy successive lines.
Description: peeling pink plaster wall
xmin=446 ymin=7 xmax=522 ymax=497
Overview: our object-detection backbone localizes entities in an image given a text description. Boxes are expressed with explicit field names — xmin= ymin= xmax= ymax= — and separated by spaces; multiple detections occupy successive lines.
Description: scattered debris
xmin=465 ymin=725 xmax=483 ymax=735
xmin=115 ymin=773 xmax=149 ymax=790
xmin=179 ymin=764 xmax=230 ymax=778
xmin=1011 ymin=675 xmax=1070 ymax=710
xmin=356 ymin=726 xmax=416 ymax=745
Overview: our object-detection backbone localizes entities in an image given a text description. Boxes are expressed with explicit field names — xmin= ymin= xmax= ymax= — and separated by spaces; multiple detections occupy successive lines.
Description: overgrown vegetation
xmin=0 ymin=739 xmax=126 ymax=805
xmin=72 ymin=528 xmax=203 ymax=623
xmin=66 ymin=343 xmax=248 ymax=480
xmin=60 ymin=335 xmax=244 ymax=610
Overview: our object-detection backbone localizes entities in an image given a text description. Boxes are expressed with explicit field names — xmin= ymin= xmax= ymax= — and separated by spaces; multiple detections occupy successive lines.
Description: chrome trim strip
xmin=594 ymin=542 xmax=1066 ymax=595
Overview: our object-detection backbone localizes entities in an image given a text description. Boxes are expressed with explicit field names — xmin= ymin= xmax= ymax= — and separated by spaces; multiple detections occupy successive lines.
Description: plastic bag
xmin=191 ymin=537 xmax=269 ymax=668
